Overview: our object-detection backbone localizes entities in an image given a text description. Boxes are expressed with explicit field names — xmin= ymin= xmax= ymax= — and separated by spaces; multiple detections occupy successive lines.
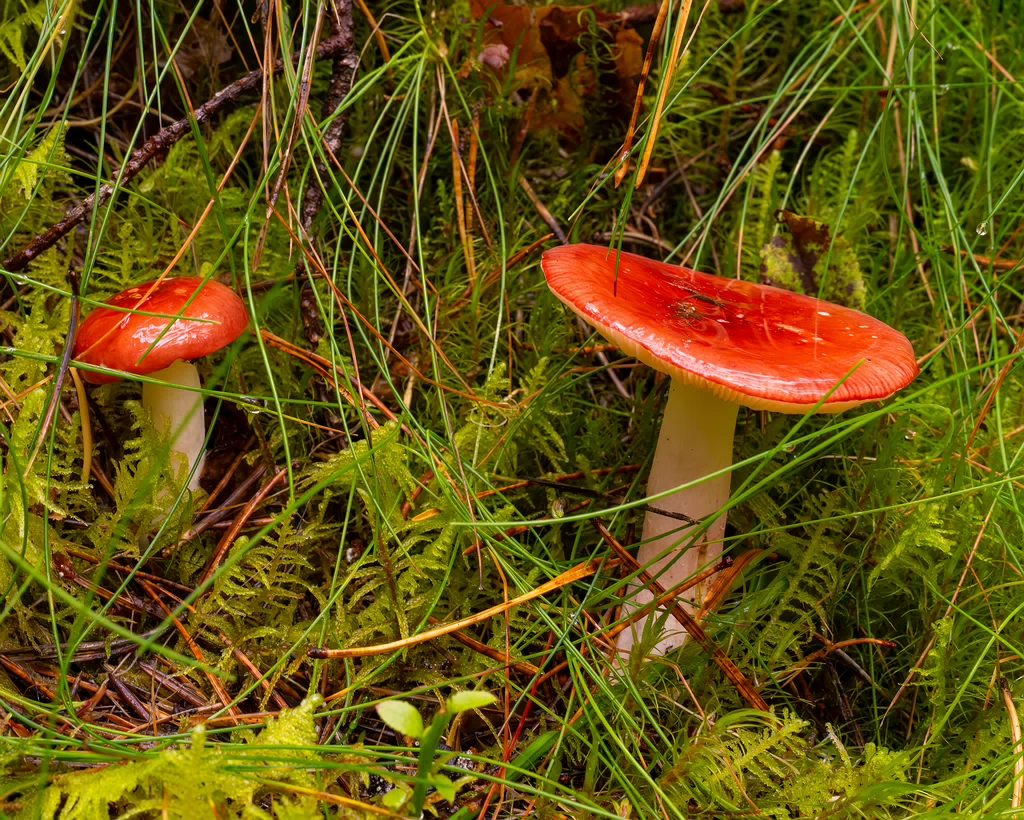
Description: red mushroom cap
xmin=73 ymin=278 xmax=249 ymax=385
xmin=542 ymin=244 xmax=919 ymax=413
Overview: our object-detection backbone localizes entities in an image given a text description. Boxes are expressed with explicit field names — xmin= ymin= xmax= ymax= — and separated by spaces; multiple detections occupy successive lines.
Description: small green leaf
xmin=381 ymin=787 xmax=406 ymax=810
xmin=447 ymin=691 xmax=497 ymax=714
xmin=376 ymin=700 xmax=424 ymax=739
xmin=430 ymin=773 xmax=456 ymax=802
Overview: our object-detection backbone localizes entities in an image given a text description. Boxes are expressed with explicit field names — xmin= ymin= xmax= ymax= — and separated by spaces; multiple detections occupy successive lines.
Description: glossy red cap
xmin=73 ymin=278 xmax=249 ymax=384
xmin=542 ymin=244 xmax=918 ymax=413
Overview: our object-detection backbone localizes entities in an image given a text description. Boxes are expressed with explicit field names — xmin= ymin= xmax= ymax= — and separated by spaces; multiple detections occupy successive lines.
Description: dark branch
xmin=300 ymin=0 xmax=358 ymax=231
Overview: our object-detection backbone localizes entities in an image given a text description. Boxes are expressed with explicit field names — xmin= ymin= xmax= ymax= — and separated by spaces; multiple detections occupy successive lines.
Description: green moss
xmin=21 ymin=697 xmax=325 ymax=819
xmin=0 ymin=0 xmax=1021 ymax=816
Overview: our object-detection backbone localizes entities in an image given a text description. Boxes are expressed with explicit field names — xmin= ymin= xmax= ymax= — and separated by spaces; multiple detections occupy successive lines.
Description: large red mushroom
xmin=73 ymin=277 xmax=249 ymax=493
xmin=542 ymin=244 xmax=919 ymax=658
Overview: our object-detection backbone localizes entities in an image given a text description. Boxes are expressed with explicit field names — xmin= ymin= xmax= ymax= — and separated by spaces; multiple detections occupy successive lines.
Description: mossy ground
xmin=0 ymin=0 xmax=1021 ymax=817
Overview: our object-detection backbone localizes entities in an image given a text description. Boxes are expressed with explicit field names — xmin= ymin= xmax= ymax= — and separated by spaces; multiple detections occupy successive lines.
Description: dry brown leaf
xmin=173 ymin=18 xmax=232 ymax=80
xmin=468 ymin=1 xmax=644 ymax=137
xmin=615 ymin=28 xmax=645 ymax=78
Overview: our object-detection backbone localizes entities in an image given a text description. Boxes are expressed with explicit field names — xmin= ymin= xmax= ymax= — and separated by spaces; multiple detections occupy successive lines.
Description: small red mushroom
xmin=73 ymin=277 xmax=249 ymax=493
xmin=542 ymin=244 xmax=919 ymax=658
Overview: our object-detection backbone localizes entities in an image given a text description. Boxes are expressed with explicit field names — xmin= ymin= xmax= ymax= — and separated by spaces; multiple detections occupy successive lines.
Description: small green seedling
xmin=375 ymin=690 xmax=496 ymax=816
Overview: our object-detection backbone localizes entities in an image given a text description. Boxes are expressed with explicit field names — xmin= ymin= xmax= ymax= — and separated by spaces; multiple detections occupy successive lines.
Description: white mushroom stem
xmin=141 ymin=359 xmax=206 ymax=493
xmin=617 ymin=380 xmax=740 ymax=658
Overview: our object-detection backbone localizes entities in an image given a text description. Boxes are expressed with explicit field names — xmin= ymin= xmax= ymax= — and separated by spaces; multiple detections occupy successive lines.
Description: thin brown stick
xmin=968 ymin=334 xmax=1024 ymax=458
xmin=139 ymin=660 xmax=208 ymax=708
xmin=105 ymin=664 xmax=168 ymax=724
xmin=258 ymin=330 xmax=381 ymax=427
xmin=301 ymin=1 xmax=358 ymax=230
xmin=175 ymin=463 xmax=269 ymax=549
xmin=778 ymin=637 xmax=897 ymax=686
xmin=974 ymin=40 xmax=1017 ymax=83
xmin=426 ymin=617 xmax=539 ymax=676
xmin=945 ymin=247 xmax=1022 ymax=272
xmin=696 ymin=549 xmax=764 ymax=620
xmin=0 ymin=656 xmax=57 ymax=701
xmin=450 ymin=233 xmax=553 ymax=311
xmin=198 ymin=436 xmax=259 ymax=515
xmin=254 ymin=11 xmax=326 ymax=268
xmin=353 ymin=0 xmax=392 ymax=83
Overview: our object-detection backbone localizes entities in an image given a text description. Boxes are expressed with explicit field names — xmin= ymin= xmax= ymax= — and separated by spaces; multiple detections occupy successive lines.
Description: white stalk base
xmin=617 ymin=380 xmax=739 ymax=659
xmin=141 ymin=360 xmax=206 ymax=493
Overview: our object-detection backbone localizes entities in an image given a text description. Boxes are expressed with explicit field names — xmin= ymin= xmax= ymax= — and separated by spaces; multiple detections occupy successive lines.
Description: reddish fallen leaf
xmin=466 ymin=1 xmax=644 ymax=137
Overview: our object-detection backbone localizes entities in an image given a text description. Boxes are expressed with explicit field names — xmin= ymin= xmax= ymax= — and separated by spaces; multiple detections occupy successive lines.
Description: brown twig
xmin=1 ymin=636 xmax=137 ymax=665
xmin=696 ymin=549 xmax=764 ymax=620
xmin=199 ymin=436 xmax=259 ymax=514
xmin=945 ymin=247 xmax=1022 ymax=272
xmin=105 ymin=664 xmax=167 ymax=723
xmin=253 ymin=13 xmax=327 ymax=269
xmin=300 ymin=0 xmax=358 ymax=231
xmin=523 ymin=557 xmax=729 ymax=694
xmin=449 ymin=233 xmax=553 ymax=313
xmin=139 ymin=659 xmax=209 ymax=708
xmin=0 ymin=656 xmax=57 ymax=701
xmin=62 ymin=545 xmax=194 ymax=597
xmin=171 ymin=463 xmax=270 ymax=552
xmin=778 ymin=636 xmax=897 ymax=687
xmin=158 ymin=582 xmax=292 ymax=711
xmin=451 ymin=118 xmax=477 ymax=286
xmin=967 ymin=333 xmax=1024 ymax=463
xmin=632 ymin=0 xmax=699 ymax=190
